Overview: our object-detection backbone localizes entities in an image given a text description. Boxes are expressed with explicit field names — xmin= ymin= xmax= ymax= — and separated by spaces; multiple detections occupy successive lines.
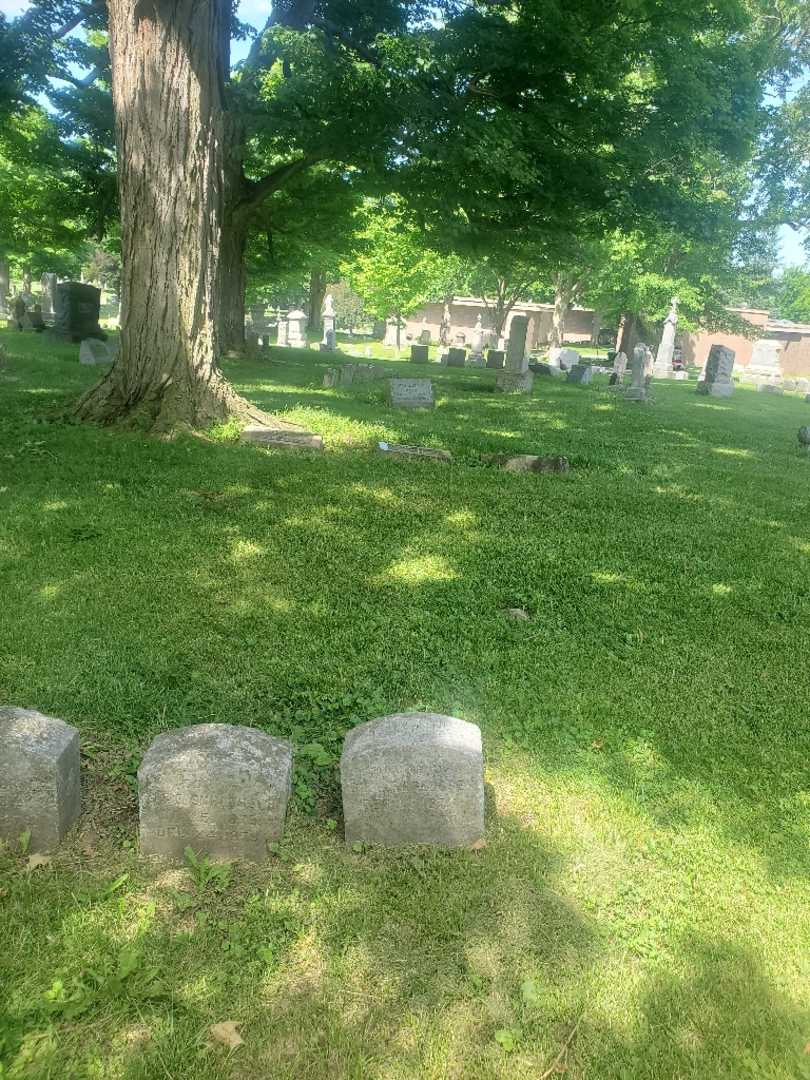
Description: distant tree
xmin=772 ymin=267 xmax=810 ymax=322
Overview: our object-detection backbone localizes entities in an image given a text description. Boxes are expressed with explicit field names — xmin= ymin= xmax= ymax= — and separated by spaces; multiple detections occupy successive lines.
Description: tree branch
xmin=236 ymin=156 xmax=317 ymax=216
xmin=52 ymin=1 xmax=104 ymax=41
xmin=50 ymin=65 xmax=102 ymax=89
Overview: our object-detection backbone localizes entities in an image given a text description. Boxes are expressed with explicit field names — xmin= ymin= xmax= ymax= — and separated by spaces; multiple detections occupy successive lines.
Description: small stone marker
xmin=758 ymin=383 xmax=784 ymax=395
xmin=79 ymin=338 xmax=112 ymax=365
xmin=286 ymin=309 xmax=307 ymax=348
xmin=410 ymin=344 xmax=429 ymax=363
xmin=0 ymin=707 xmax=81 ymax=851
xmin=625 ymin=343 xmax=653 ymax=402
xmin=486 ymin=349 xmax=505 ymax=369
xmin=388 ymin=378 xmax=434 ymax=409
xmin=341 ymin=712 xmax=484 ymax=847
xmin=138 ymin=724 xmax=293 ymax=862
xmin=798 ymin=425 xmax=810 ymax=452
xmin=566 ymin=364 xmax=592 ymax=385
xmin=240 ymin=425 xmax=324 ymax=450
xmin=550 ymin=347 xmax=580 ymax=371
xmin=795 ymin=378 xmax=810 ymax=393
xmin=446 ymin=347 xmax=466 ymax=367
xmin=378 ymin=441 xmax=451 ymax=462
xmin=496 ymin=314 xmax=534 ymax=393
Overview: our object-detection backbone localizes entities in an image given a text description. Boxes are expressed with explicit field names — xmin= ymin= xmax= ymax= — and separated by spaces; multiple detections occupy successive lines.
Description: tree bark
xmin=551 ymin=273 xmax=573 ymax=348
xmin=218 ymin=214 xmax=248 ymax=354
xmin=308 ymin=269 xmax=326 ymax=332
xmin=73 ymin=0 xmax=264 ymax=432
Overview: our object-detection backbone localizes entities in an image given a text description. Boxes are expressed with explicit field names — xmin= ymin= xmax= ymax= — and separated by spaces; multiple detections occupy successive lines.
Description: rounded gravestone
xmin=138 ymin=724 xmax=293 ymax=862
xmin=0 ymin=707 xmax=81 ymax=851
xmin=340 ymin=712 xmax=484 ymax=847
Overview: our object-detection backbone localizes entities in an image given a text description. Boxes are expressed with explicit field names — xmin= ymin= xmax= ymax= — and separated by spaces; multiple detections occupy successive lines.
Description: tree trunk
xmin=0 ymin=259 xmax=9 ymax=312
xmin=308 ymin=269 xmax=326 ymax=332
xmin=218 ymin=214 xmax=248 ymax=354
xmin=74 ymin=0 xmax=263 ymax=432
xmin=550 ymin=274 xmax=573 ymax=348
xmin=22 ymin=266 xmax=32 ymax=294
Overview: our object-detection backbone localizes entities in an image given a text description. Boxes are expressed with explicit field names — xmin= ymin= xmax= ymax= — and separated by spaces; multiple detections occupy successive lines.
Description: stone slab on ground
xmin=341 ymin=712 xmax=484 ymax=847
xmin=388 ymin=378 xmax=434 ymax=409
xmin=501 ymin=454 xmax=570 ymax=474
xmin=495 ymin=370 xmax=534 ymax=394
xmin=378 ymin=441 xmax=451 ymax=462
xmin=758 ymin=384 xmax=784 ymax=395
xmin=0 ymin=707 xmax=80 ymax=851
xmin=138 ymin=724 xmax=293 ymax=862
xmin=240 ymin=426 xmax=324 ymax=450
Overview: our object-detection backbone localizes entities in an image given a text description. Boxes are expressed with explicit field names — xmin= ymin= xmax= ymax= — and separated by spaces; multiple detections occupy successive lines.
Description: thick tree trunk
xmin=218 ymin=215 xmax=248 ymax=354
xmin=74 ymin=0 xmax=263 ymax=432
xmin=0 ymin=259 xmax=9 ymax=312
xmin=308 ymin=269 xmax=326 ymax=332
xmin=550 ymin=274 xmax=573 ymax=348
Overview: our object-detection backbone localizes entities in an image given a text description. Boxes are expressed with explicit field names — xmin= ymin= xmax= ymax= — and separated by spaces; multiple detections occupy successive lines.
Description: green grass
xmin=1 ymin=329 xmax=809 ymax=1079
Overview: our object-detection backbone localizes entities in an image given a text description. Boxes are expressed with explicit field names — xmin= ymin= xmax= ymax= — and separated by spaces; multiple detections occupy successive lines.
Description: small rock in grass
xmin=502 ymin=454 xmax=570 ymax=474
xmin=504 ymin=608 xmax=531 ymax=621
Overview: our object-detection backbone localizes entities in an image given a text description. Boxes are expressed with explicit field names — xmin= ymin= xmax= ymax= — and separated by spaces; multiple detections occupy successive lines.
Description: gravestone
xmin=388 ymin=378 xmax=434 ymax=409
xmin=469 ymin=315 xmax=485 ymax=363
xmin=418 ymin=317 xmax=431 ymax=345
xmin=500 ymin=455 xmax=570 ymax=474
xmin=378 ymin=441 xmax=451 ymax=462
xmin=784 ymin=379 xmax=797 ymax=392
xmin=340 ymin=712 xmax=484 ymax=847
xmin=276 ymin=315 xmax=288 ymax=347
xmin=322 ymin=362 xmax=386 ymax=387
xmin=52 ymin=282 xmax=103 ymax=342
xmin=757 ymin=383 xmax=784 ymax=395
xmin=286 ymin=309 xmax=307 ymax=348
xmin=625 ymin=343 xmax=652 ymax=401
xmin=496 ymin=314 xmax=534 ymax=393
xmin=611 ymin=350 xmax=628 ymax=383
xmin=410 ymin=344 xmax=429 ymax=363
xmin=446 ymin=347 xmax=466 ymax=367
xmin=566 ymin=364 xmax=592 ymax=385
xmin=749 ymin=339 xmax=782 ymax=380
xmin=529 ymin=361 xmax=561 ymax=377
xmin=549 ymin=347 xmax=580 ymax=371
xmin=79 ymin=338 xmax=113 ymax=365
xmin=653 ymin=297 xmax=678 ymax=378
xmin=0 ymin=707 xmax=81 ymax=851
xmin=321 ymin=294 xmax=337 ymax=351
xmin=384 ymin=317 xmax=404 ymax=347
xmin=795 ymin=378 xmax=810 ymax=393
xmin=486 ymin=349 xmax=505 ymax=369
xmin=138 ymin=724 xmax=293 ymax=862
xmin=240 ymin=425 xmax=324 ymax=450
xmin=40 ymin=273 xmax=58 ymax=319
xmin=696 ymin=344 xmax=735 ymax=397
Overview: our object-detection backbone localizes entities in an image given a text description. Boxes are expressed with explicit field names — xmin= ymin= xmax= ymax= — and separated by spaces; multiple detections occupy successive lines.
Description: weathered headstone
xmin=40 ymin=273 xmax=58 ymax=319
xmin=240 ymin=425 xmax=324 ymax=450
xmin=529 ymin=361 xmax=561 ymax=377
xmin=749 ymin=339 xmax=782 ymax=380
xmin=138 ymin=724 xmax=293 ymax=862
xmin=388 ymin=378 xmax=434 ymax=409
xmin=469 ymin=315 xmax=485 ymax=363
xmin=496 ymin=314 xmax=534 ymax=393
xmin=625 ymin=343 xmax=652 ymax=401
xmin=79 ymin=338 xmax=113 ymax=365
xmin=383 ymin=317 xmax=404 ymax=348
xmin=446 ymin=347 xmax=466 ymax=367
xmin=276 ymin=315 xmax=289 ymax=347
xmin=286 ymin=309 xmax=307 ymax=348
xmin=0 ymin=258 xmax=9 ymax=316
xmin=795 ymin=378 xmax=810 ymax=394
xmin=799 ymin=426 xmax=810 ymax=452
xmin=378 ymin=441 xmax=451 ymax=462
xmin=566 ymin=364 xmax=592 ymax=385
xmin=410 ymin=344 xmax=429 ymax=363
xmin=322 ymin=362 xmax=386 ymax=387
xmin=758 ymin=383 xmax=784 ymax=395
xmin=340 ymin=712 xmax=484 ymax=847
xmin=696 ymin=344 xmax=735 ymax=397
xmin=653 ymin=297 xmax=678 ymax=379
xmin=321 ymin=294 xmax=337 ymax=351
xmin=419 ymin=316 xmax=431 ymax=345
xmin=0 ymin=707 xmax=80 ymax=851
xmin=784 ymin=379 xmax=797 ymax=392
xmin=486 ymin=349 xmax=505 ymax=369
xmin=549 ymin=347 xmax=580 ymax=371
xmin=612 ymin=350 xmax=628 ymax=382
xmin=52 ymin=282 xmax=103 ymax=342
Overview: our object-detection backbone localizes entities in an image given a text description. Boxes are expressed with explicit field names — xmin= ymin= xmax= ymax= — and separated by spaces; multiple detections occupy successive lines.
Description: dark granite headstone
xmin=410 ymin=344 xmax=429 ymax=363
xmin=447 ymin=347 xmax=466 ymax=367
xmin=52 ymin=283 xmax=104 ymax=342
xmin=486 ymin=350 xmax=505 ymax=369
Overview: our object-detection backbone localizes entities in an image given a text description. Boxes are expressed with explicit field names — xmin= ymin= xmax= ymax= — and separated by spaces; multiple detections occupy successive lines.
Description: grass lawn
xmin=1 ymin=329 xmax=809 ymax=1079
